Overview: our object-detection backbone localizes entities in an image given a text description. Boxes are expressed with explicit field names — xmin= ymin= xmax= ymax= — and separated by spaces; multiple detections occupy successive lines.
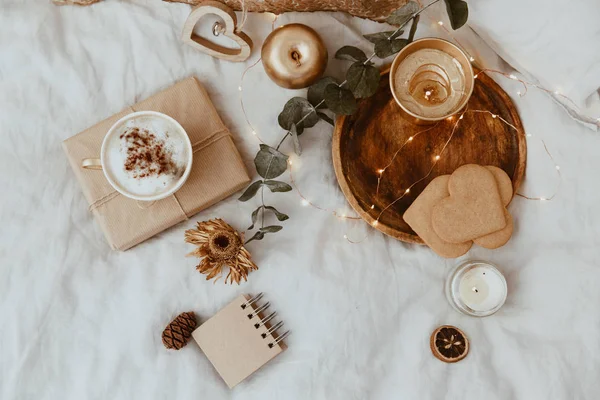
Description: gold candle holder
xmin=389 ymin=38 xmax=474 ymax=125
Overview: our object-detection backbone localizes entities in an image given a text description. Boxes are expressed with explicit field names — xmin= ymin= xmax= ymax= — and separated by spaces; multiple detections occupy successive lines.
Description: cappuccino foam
xmin=104 ymin=115 xmax=189 ymax=198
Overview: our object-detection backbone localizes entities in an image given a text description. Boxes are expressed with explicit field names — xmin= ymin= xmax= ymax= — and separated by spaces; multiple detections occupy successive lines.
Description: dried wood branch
xmin=53 ymin=0 xmax=408 ymax=21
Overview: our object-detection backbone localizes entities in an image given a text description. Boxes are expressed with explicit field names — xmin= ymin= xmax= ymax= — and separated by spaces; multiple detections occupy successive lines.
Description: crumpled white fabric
xmin=1 ymin=1 xmax=600 ymax=399
xmin=468 ymin=0 xmax=600 ymax=130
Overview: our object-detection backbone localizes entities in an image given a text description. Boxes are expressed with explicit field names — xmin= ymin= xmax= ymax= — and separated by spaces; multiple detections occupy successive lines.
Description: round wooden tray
xmin=332 ymin=67 xmax=527 ymax=244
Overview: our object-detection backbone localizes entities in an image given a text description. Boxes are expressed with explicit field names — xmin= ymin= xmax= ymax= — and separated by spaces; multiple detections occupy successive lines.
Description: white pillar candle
xmin=446 ymin=261 xmax=507 ymax=317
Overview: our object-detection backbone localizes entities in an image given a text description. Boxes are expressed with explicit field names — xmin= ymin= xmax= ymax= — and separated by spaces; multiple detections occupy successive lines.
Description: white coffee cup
xmin=82 ymin=111 xmax=193 ymax=202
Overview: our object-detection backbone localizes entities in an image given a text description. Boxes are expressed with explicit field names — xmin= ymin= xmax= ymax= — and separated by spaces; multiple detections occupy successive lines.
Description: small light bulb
xmin=238 ymin=86 xmax=242 ymax=91
xmin=302 ymin=199 xmax=309 ymax=206
xmin=373 ymin=220 xmax=379 ymax=226
xmin=343 ymin=234 xmax=348 ymax=239
xmin=447 ymin=116 xmax=454 ymax=121
xmin=554 ymin=90 xmax=560 ymax=95
xmin=377 ymin=169 xmax=384 ymax=173
xmin=370 ymin=204 xmax=375 ymax=210
xmin=526 ymin=133 xmax=532 ymax=138
xmin=469 ymin=56 xmax=475 ymax=62
xmin=517 ymin=91 xmax=522 ymax=96
xmin=435 ymin=155 xmax=441 ymax=160
xmin=555 ymin=165 xmax=560 ymax=170
xmin=492 ymin=114 xmax=497 ymax=118
xmin=408 ymin=136 xmax=413 ymax=141
xmin=288 ymin=159 xmax=292 ymax=165
xmin=459 ymin=115 xmax=464 ymax=120
xmin=405 ymin=188 xmax=410 ymax=194
xmin=252 ymin=130 xmax=257 ymax=135
xmin=341 ymin=213 xmax=347 ymax=218
xmin=509 ymin=74 xmax=517 ymax=80
xmin=540 ymin=197 xmax=547 ymax=201
xmin=474 ymin=74 xmax=479 ymax=79
xmin=437 ymin=21 xmax=444 ymax=26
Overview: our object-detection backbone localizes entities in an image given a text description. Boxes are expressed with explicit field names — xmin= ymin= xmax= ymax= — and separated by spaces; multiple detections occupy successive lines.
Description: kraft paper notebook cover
xmin=192 ymin=293 xmax=289 ymax=388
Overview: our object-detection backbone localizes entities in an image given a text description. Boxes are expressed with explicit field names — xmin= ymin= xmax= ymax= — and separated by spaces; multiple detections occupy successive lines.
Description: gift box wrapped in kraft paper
xmin=63 ymin=77 xmax=250 ymax=251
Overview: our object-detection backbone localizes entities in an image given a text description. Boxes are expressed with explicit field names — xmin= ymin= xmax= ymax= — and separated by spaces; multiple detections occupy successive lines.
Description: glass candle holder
xmin=389 ymin=38 xmax=474 ymax=125
xmin=445 ymin=260 xmax=507 ymax=317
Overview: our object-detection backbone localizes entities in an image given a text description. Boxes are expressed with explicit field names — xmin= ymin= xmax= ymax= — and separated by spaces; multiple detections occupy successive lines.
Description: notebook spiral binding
xmin=240 ymin=292 xmax=290 ymax=349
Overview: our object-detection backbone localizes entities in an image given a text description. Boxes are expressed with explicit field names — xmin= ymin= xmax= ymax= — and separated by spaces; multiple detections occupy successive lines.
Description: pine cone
xmin=162 ymin=312 xmax=197 ymax=350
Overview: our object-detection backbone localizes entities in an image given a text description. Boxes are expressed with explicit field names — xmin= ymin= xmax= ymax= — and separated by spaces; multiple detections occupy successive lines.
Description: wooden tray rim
xmin=332 ymin=66 xmax=527 ymax=244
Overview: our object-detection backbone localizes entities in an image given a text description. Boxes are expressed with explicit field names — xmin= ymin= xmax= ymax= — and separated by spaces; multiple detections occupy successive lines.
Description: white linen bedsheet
xmin=1 ymin=1 xmax=600 ymax=399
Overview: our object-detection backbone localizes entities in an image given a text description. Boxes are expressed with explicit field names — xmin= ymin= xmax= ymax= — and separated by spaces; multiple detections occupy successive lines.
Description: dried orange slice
xmin=430 ymin=325 xmax=469 ymax=363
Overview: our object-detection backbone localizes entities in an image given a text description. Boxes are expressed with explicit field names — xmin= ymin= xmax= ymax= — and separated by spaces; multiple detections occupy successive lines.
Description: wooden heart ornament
xmin=431 ymin=164 xmax=507 ymax=243
xmin=181 ymin=1 xmax=252 ymax=62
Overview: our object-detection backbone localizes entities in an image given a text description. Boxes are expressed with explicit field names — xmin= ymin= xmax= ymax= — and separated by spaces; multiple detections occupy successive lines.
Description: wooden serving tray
xmin=332 ymin=67 xmax=527 ymax=244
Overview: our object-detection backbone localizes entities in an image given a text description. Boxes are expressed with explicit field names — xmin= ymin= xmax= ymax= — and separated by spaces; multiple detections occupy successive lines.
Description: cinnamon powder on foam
xmin=120 ymin=127 xmax=179 ymax=179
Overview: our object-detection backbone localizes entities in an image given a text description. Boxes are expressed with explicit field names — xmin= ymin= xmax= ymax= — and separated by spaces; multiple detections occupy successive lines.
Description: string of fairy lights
xmin=236 ymin=12 xmax=565 ymax=243
xmin=373 ymin=108 xmax=520 ymax=225
xmin=428 ymin=19 xmax=565 ymax=202
xmin=435 ymin=17 xmax=597 ymax=123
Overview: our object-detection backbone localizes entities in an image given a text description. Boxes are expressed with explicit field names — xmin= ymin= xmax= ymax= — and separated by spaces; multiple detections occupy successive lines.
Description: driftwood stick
xmin=53 ymin=0 xmax=101 ymax=5
xmin=53 ymin=0 xmax=407 ymax=21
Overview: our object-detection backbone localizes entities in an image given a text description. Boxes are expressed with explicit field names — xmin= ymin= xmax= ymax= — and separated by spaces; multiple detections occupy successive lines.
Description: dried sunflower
xmin=185 ymin=219 xmax=258 ymax=284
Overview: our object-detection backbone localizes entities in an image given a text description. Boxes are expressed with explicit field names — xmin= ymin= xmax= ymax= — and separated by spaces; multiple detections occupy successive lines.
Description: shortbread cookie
xmin=432 ymin=164 xmax=506 ymax=243
xmin=485 ymin=166 xmax=512 ymax=205
xmin=474 ymin=166 xmax=514 ymax=249
xmin=404 ymin=175 xmax=472 ymax=258
xmin=474 ymin=209 xmax=513 ymax=249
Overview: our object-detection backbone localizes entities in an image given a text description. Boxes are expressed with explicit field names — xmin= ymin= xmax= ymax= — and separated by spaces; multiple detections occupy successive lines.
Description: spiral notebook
xmin=192 ymin=293 xmax=289 ymax=388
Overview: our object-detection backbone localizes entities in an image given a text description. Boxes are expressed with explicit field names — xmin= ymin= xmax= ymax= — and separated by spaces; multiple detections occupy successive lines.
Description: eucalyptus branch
xmin=240 ymin=0 xmax=468 ymax=244
xmin=260 ymin=157 xmax=273 ymax=229
xmin=260 ymin=188 xmax=265 ymax=226
xmin=414 ymin=0 xmax=443 ymax=19
xmin=274 ymin=0 xmax=441 ymax=151
xmin=275 ymin=131 xmax=290 ymax=151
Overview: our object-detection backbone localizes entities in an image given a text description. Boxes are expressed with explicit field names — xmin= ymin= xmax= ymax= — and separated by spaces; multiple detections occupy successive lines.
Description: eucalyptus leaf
xmin=317 ymin=111 xmax=335 ymax=126
xmin=373 ymin=38 xmax=409 ymax=58
xmin=334 ymin=46 xmax=368 ymax=62
xmin=323 ymin=84 xmax=357 ymax=115
xmin=386 ymin=1 xmax=419 ymax=26
xmin=245 ymin=231 xmax=265 ymax=244
xmin=277 ymin=97 xmax=319 ymax=134
xmin=346 ymin=62 xmax=380 ymax=98
xmin=444 ymin=0 xmax=468 ymax=30
xmin=363 ymin=30 xmax=404 ymax=43
xmin=238 ymin=180 xmax=263 ymax=202
xmin=289 ymin=123 xmax=302 ymax=156
xmin=408 ymin=14 xmax=420 ymax=42
xmin=254 ymin=144 xmax=288 ymax=179
xmin=248 ymin=206 xmax=262 ymax=229
xmin=264 ymin=206 xmax=289 ymax=221
xmin=263 ymin=180 xmax=292 ymax=193
xmin=260 ymin=225 xmax=283 ymax=233
xmin=307 ymin=77 xmax=338 ymax=109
